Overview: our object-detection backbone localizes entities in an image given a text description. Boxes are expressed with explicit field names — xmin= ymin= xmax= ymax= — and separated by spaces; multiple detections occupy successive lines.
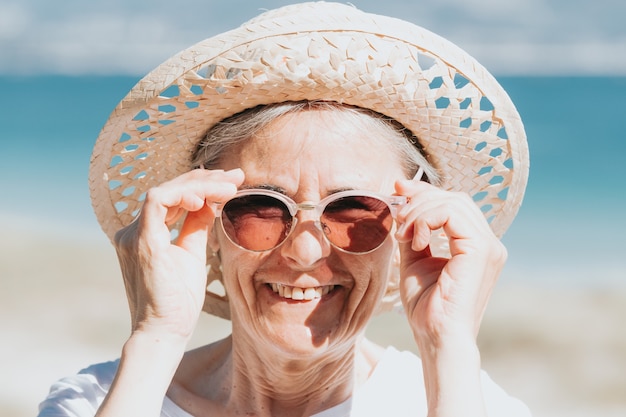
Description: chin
xmin=232 ymin=296 xmax=349 ymax=359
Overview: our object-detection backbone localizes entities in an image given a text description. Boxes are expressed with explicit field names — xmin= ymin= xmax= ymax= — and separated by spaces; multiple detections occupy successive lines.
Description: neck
xmin=170 ymin=334 xmax=384 ymax=417
xmin=225 ymin=329 xmax=381 ymax=417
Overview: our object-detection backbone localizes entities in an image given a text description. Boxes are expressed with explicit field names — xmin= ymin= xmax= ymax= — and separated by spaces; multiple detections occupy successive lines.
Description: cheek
xmin=350 ymin=241 xmax=395 ymax=300
xmin=339 ymin=250 xmax=394 ymax=335
xmin=217 ymin=236 xmax=261 ymax=298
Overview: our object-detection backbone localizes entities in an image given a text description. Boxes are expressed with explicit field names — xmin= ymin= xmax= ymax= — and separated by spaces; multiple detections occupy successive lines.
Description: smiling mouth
xmin=268 ymin=283 xmax=336 ymax=301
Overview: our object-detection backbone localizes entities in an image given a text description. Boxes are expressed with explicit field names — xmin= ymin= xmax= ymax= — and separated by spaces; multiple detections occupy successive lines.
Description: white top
xmin=38 ymin=347 xmax=531 ymax=416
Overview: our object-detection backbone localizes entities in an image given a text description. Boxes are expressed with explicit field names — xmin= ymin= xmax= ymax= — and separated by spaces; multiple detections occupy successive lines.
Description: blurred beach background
xmin=1 ymin=1 xmax=625 ymax=417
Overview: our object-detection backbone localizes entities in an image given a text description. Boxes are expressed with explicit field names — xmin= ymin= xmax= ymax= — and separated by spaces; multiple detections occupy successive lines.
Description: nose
xmin=279 ymin=215 xmax=331 ymax=269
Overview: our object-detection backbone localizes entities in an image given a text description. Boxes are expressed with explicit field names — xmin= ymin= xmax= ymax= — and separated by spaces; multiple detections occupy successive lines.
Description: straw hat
xmin=89 ymin=1 xmax=529 ymax=320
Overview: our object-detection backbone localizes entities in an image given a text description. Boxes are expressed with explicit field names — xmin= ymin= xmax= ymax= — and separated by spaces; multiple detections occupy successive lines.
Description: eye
xmin=324 ymin=196 xmax=388 ymax=221
xmin=224 ymin=195 xmax=290 ymax=221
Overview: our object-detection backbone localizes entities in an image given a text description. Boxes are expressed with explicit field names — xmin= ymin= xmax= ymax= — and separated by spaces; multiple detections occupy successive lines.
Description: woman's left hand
xmin=394 ymin=178 xmax=507 ymax=349
xmin=394 ymin=179 xmax=506 ymax=416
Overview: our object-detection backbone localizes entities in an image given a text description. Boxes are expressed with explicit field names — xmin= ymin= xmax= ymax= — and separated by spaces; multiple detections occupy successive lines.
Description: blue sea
xmin=1 ymin=76 xmax=625 ymax=288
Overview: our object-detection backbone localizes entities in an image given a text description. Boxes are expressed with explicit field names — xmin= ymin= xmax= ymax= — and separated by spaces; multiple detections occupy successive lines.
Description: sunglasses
xmin=215 ymin=189 xmax=408 ymax=254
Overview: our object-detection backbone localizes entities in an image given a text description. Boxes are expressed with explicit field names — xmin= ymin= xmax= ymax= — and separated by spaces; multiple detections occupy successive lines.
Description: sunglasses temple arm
xmin=413 ymin=166 xmax=424 ymax=181
xmin=392 ymin=167 xmax=424 ymax=212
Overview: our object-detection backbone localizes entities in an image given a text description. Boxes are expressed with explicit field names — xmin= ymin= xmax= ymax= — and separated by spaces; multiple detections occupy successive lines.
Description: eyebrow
xmin=240 ymin=184 xmax=357 ymax=198
xmin=240 ymin=183 xmax=288 ymax=194
xmin=326 ymin=186 xmax=356 ymax=195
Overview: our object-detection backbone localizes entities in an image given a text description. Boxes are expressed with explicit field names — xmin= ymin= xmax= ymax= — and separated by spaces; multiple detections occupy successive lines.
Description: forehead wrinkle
xmin=231 ymin=108 xmax=404 ymax=200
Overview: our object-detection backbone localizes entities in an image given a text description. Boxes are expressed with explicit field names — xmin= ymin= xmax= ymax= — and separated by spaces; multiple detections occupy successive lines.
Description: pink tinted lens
xmin=321 ymin=195 xmax=393 ymax=252
xmin=221 ymin=194 xmax=292 ymax=251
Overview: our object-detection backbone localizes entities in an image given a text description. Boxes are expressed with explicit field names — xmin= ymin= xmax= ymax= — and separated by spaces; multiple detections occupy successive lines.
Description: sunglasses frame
xmin=215 ymin=188 xmax=408 ymax=254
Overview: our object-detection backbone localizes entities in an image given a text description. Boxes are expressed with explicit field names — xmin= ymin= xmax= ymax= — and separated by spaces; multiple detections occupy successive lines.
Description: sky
xmin=1 ymin=0 xmax=625 ymax=76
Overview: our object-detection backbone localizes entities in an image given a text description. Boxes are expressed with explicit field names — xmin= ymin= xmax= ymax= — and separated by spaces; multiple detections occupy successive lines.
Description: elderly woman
xmin=39 ymin=2 xmax=531 ymax=417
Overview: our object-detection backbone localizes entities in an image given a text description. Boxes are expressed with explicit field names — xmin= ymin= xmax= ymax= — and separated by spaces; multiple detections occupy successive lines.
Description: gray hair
xmin=191 ymin=101 xmax=441 ymax=185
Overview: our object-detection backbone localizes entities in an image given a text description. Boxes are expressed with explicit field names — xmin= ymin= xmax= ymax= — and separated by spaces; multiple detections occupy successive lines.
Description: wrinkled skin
xmin=100 ymin=109 xmax=505 ymax=417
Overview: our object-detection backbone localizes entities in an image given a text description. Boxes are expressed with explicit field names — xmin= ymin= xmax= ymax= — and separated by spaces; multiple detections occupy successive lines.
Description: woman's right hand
xmin=113 ymin=168 xmax=244 ymax=342
xmin=96 ymin=168 xmax=244 ymax=417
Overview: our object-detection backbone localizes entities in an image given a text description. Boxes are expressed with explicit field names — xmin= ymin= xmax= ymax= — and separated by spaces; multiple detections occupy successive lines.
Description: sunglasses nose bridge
xmin=294 ymin=201 xmax=322 ymax=214
xmin=292 ymin=202 xmax=326 ymax=233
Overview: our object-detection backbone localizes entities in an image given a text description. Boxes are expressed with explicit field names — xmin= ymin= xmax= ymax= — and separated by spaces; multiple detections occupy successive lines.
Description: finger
xmin=396 ymin=193 xmax=451 ymax=252
xmin=394 ymin=177 xmax=434 ymax=198
xmin=395 ymin=178 xmax=483 ymax=224
xmin=176 ymin=202 xmax=215 ymax=261
xmin=140 ymin=169 xmax=244 ymax=235
xmin=162 ymin=169 xmax=244 ymax=222
xmin=398 ymin=239 xmax=432 ymax=265
xmin=401 ymin=193 xmax=490 ymax=244
xmin=395 ymin=198 xmax=445 ymax=251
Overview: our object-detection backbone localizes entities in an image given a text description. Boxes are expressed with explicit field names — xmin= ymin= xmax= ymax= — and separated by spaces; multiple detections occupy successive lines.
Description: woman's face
xmin=215 ymin=109 xmax=406 ymax=358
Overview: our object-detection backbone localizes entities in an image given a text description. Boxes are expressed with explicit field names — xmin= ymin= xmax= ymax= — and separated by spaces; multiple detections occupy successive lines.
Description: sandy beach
xmin=1 ymin=215 xmax=625 ymax=417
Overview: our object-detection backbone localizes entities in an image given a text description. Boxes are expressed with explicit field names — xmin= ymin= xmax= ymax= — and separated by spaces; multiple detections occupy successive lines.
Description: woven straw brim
xmin=89 ymin=1 xmax=528 ymax=319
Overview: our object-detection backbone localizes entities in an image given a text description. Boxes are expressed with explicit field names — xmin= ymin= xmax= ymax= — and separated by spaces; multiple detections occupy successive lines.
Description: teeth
xmin=271 ymin=284 xmax=335 ymax=300
xmin=292 ymin=287 xmax=304 ymax=300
